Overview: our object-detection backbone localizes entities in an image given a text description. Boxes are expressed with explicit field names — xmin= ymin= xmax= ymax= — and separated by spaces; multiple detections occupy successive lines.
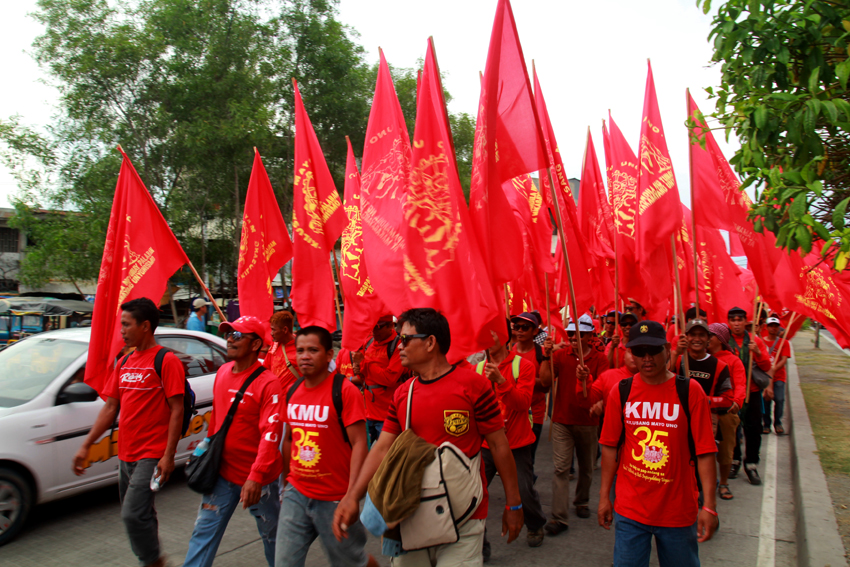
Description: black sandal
xmin=718 ymin=484 xmax=734 ymax=500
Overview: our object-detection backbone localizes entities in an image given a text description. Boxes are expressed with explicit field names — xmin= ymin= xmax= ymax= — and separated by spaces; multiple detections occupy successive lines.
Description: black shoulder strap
xmin=768 ymin=339 xmax=779 ymax=356
xmin=332 ymin=373 xmax=351 ymax=446
xmin=217 ymin=365 xmax=267 ymax=438
xmin=387 ymin=335 xmax=400 ymax=359
xmin=153 ymin=346 xmax=168 ymax=378
xmin=675 ymin=375 xmax=696 ymax=466
xmin=617 ymin=377 xmax=634 ymax=456
xmin=533 ymin=342 xmax=545 ymax=364
xmin=286 ymin=374 xmax=308 ymax=405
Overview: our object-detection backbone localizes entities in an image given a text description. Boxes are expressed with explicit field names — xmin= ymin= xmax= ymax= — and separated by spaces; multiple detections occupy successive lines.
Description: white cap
xmin=766 ymin=317 xmax=781 ymax=325
xmin=193 ymin=298 xmax=212 ymax=310
xmin=566 ymin=313 xmax=594 ymax=332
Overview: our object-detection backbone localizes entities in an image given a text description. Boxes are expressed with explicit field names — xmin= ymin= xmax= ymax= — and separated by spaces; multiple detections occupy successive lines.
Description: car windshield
xmin=0 ymin=338 xmax=88 ymax=407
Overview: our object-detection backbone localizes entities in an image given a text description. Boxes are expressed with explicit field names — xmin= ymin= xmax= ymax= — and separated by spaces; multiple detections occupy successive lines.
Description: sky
xmin=0 ymin=0 xmax=738 ymax=210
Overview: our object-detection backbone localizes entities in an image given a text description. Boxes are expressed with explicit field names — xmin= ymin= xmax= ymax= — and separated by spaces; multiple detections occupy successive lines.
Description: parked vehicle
xmin=0 ymin=327 xmax=227 ymax=545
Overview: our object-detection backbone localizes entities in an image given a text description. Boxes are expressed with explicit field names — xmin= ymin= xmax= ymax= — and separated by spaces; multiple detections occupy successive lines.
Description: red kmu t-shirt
xmin=285 ymin=375 xmax=366 ymax=501
xmin=478 ymin=354 xmax=536 ymax=450
xmin=210 ymin=361 xmax=283 ymax=486
xmin=511 ymin=344 xmax=548 ymax=425
xmin=551 ymin=347 xmax=607 ymax=426
xmin=382 ymin=366 xmax=504 ymax=520
xmin=107 ymin=347 xmax=185 ymax=462
xmin=600 ymin=375 xmax=717 ymax=528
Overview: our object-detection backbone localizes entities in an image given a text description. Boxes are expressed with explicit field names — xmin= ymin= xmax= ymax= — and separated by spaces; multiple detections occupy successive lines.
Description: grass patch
xmin=800 ymin=382 xmax=850 ymax=476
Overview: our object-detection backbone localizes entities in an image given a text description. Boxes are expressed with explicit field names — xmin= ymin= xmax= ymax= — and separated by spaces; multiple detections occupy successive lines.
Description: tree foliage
xmin=699 ymin=0 xmax=850 ymax=270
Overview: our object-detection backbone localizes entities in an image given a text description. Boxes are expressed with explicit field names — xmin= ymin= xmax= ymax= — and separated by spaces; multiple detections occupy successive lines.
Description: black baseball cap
xmin=626 ymin=320 xmax=668 ymax=348
xmin=685 ymin=307 xmax=707 ymax=320
xmin=728 ymin=306 xmax=747 ymax=318
xmin=619 ymin=312 xmax=638 ymax=326
xmin=511 ymin=312 xmax=540 ymax=327
xmin=605 ymin=310 xmax=623 ymax=319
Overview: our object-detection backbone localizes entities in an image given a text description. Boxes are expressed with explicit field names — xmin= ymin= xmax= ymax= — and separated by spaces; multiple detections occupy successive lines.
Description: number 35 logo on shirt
xmin=632 ymin=426 xmax=669 ymax=471
xmin=444 ymin=410 xmax=470 ymax=437
xmin=292 ymin=427 xmax=321 ymax=468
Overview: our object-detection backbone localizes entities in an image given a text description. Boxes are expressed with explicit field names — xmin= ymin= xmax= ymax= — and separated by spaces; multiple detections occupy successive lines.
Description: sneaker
xmin=544 ymin=520 xmax=569 ymax=536
xmin=762 ymin=426 xmax=770 ymax=434
xmin=729 ymin=460 xmax=741 ymax=479
xmin=483 ymin=538 xmax=491 ymax=563
xmin=527 ymin=527 xmax=545 ymax=547
xmin=745 ymin=463 xmax=762 ymax=486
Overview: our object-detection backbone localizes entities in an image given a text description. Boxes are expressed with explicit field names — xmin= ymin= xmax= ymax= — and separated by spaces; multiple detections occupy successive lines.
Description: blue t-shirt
xmin=187 ymin=312 xmax=205 ymax=332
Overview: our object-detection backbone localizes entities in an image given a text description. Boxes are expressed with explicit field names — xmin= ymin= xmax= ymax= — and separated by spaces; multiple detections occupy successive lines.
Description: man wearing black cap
xmin=607 ymin=312 xmax=637 ymax=369
xmin=540 ymin=314 xmax=609 ymax=533
xmin=510 ymin=312 xmax=550 ymax=465
xmin=673 ymin=319 xmax=734 ymax=415
xmin=727 ymin=306 xmax=771 ymax=485
xmin=601 ymin=311 xmax=618 ymax=345
xmin=598 ymin=321 xmax=718 ymax=567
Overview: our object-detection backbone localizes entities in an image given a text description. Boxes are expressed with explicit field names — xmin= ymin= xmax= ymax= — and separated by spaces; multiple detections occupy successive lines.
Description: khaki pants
xmin=392 ymin=519 xmax=485 ymax=567
xmin=551 ymin=423 xmax=597 ymax=526
xmin=717 ymin=412 xmax=740 ymax=466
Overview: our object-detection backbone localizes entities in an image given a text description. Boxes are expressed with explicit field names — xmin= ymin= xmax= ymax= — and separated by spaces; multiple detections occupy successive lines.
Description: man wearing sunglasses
xmin=607 ymin=312 xmax=637 ymax=370
xmin=540 ymin=313 xmax=609 ymax=533
xmin=601 ymin=311 xmax=619 ymax=345
xmin=335 ymin=308 xmax=525 ymax=564
xmin=350 ymin=314 xmax=404 ymax=446
xmin=598 ymin=320 xmax=718 ymax=567
xmin=510 ymin=312 xmax=550 ymax=467
xmin=184 ymin=316 xmax=282 ymax=567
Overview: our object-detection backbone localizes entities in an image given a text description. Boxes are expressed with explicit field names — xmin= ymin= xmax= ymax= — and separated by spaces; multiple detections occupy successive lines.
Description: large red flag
xmin=85 ymin=150 xmax=189 ymax=396
xmin=339 ymin=138 xmax=388 ymax=350
xmin=237 ymin=150 xmax=294 ymax=322
xmin=604 ymin=114 xmax=645 ymax=307
xmin=578 ymin=129 xmax=615 ymax=263
xmin=694 ymin=222 xmax=750 ymax=323
xmin=687 ymin=93 xmax=783 ymax=309
xmin=291 ymin=80 xmax=346 ymax=331
xmin=404 ymin=38 xmax=500 ymax=359
xmin=503 ymin=174 xmax=555 ymax=274
xmin=469 ymin=0 xmax=548 ymax=288
xmin=359 ymin=51 xmax=412 ymax=314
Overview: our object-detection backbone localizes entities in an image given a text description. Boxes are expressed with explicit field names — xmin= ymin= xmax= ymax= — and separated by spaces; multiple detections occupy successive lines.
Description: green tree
xmin=699 ymin=0 xmax=850 ymax=270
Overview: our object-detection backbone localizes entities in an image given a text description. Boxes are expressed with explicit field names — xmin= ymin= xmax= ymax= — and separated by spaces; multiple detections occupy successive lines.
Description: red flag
xmin=339 ymin=138 xmax=388 ymax=350
xmin=85 ymin=150 xmax=189 ymax=396
xmin=578 ymin=129 xmax=616 ymax=263
xmin=359 ymin=51 xmax=412 ymax=313
xmin=469 ymin=0 xmax=548 ymax=287
xmin=291 ymin=80 xmax=346 ymax=330
xmin=404 ymin=38 xmax=500 ymax=359
xmin=237 ymin=150 xmax=294 ymax=322
xmin=532 ymin=68 xmax=602 ymax=316
xmin=604 ymin=114 xmax=645 ymax=307
xmin=694 ymin=221 xmax=749 ymax=323
xmin=503 ymin=174 xmax=554 ymax=274
xmin=687 ymin=93 xmax=783 ymax=309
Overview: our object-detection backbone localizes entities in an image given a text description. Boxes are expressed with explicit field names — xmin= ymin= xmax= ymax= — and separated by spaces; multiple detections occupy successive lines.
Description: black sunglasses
xmin=512 ymin=323 xmax=534 ymax=331
xmin=630 ymin=344 xmax=665 ymax=357
xmin=226 ymin=331 xmax=257 ymax=342
xmin=399 ymin=333 xmax=430 ymax=346
xmin=567 ymin=331 xmax=591 ymax=338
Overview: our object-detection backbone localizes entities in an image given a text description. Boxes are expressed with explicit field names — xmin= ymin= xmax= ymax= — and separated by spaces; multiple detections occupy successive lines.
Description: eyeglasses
xmin=399 ymin=333 xmax=430 ymax=347
xmin=512 ymin=324 xmax=534 ymax=331
xmin=630 ymin=344 xmax=665 ymax=357
xmin=226 ymin=331 xmax=250 ymax=341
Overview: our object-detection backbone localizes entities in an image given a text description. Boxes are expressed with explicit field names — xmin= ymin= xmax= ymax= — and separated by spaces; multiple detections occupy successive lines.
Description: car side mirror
xmin=57 ymin=382 xmax=99 ymax=405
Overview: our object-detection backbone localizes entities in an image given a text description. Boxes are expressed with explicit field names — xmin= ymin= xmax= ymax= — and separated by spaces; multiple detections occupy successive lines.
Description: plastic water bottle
xmin=150 ymin=468 xmax=162 ymax=492
xmin=193 ymin=437 xmax=211 ymax=457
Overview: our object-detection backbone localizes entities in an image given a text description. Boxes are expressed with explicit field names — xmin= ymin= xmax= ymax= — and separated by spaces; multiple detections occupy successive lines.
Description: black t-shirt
xmin=679 ymin=353 xmax=732 ymax=397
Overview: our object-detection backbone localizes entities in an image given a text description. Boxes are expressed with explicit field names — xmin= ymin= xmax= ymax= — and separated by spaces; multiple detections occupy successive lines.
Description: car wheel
xmin=0 ymin=468 xmax=32 ymax=546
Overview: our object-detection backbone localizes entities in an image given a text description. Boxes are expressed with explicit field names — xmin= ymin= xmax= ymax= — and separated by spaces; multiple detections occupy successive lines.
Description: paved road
xmin=0 ymin=418 xmax=796 ymax=567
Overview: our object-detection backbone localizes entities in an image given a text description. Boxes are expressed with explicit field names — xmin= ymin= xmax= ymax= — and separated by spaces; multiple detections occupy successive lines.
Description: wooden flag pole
xmin=187 ymin=260 xmax=227 ymax=324
xmin=772 ymin=311 xmax=797 ymax=366
xmin=671 ymin=235 xmax=689 ymax=379
xmin=546 ymin=166 xmax=586 ymax=396
xmin=504 ymin=284 xmax=510 ymax=316
xmin=544 ymin=273 xmax=552 ymax=424
xmin=330 ymin=252 xmax=343 ymax=331
xmin=686 ymin=88 xmax=700 ymax=316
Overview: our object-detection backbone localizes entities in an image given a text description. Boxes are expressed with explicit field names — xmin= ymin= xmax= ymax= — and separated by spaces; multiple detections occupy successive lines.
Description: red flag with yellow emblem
xmin=404 ymin=38 xmax=500 ymax=359
xmin=237 ymin=149 xmax=294 ymax=323
xmin=291 ymin=79 xmax=346 ymax=330
xmin=84 ymin=149 xmax=190 ymax=396
xmin=339 ymin=137 xmax=388 ymax=350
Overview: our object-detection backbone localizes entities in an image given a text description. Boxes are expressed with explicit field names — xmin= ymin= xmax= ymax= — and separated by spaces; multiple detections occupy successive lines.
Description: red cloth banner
xmin=237 ymin=150 xmax=294 ymax=323
xmin=291 ymin=80 xmax=345 ymax=331
xmin=85 ymin=150 xmax=189 ymax=396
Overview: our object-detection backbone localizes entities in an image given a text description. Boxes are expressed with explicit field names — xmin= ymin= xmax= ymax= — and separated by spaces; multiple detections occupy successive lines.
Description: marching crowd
xmin=72 ymin=295 xmax=793 ymax=567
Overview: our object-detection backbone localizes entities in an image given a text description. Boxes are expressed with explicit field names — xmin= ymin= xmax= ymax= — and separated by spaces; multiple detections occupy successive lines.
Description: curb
xmin=787 ymin=346 xmax=848 ymax=567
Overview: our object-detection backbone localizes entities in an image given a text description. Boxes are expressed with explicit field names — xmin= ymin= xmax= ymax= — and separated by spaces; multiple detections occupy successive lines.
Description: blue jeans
xmin=613 ymin=512 xmax=699 ymax=567
xmin=366 ymin=419 xmax=383 ymax=448
xmin=763 ymin=381 xmax=786 ymax=429
xmin=275 ymin=484 xmax=368 ymax=567
xmin=184 ymin=476 xmax=280 ymax=567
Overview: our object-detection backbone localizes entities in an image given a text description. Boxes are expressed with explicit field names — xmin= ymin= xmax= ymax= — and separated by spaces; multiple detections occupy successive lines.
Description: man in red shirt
xmin=265 ymin=310 xmax=299 ymax=392
xmin=540 ymin=313 xmax=609 ymax=532
xmin=707 ymin=323 xmax=744 ymax=500
xmin=479 ymin=321 xmax=547 ymax=555
xmin=590 ymin=351 xmax=639 ymax=417
xmin=351 ymin=314 xmax=404 ymax=446
xmin=73 ymin=298 xmax=184 ymax=567
xmin=727 ymin=306 xmax=772 ymax=485
xmin=763 ymin=317 xmax=791 ymax=435
xmin=598 ymin=320 xmax=718 ymax=567
xmin=334 ymin=308 xmax=524 ymax=565
xmin=607 ymin=312 xmax=637 ymax=369
xmin=510 ymin=311 xmax=549 ymax=466
xmin=184 ymin=316 xmax=282 ymax=567
xmin=277 ymin=326 xmax=375 ymax=567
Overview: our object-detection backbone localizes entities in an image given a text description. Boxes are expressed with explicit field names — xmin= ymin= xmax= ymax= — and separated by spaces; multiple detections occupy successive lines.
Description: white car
xmin=0 ymin=326 xmax=228 ymax=545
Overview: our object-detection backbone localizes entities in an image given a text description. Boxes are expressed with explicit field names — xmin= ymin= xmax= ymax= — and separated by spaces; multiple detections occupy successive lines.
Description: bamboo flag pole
xmin=671 ymin=235 xmax=689 ymax=379
xmin=330 ymin=252 xmax=343 ymax=331
xmin=504 ymin=284 xmax=511 ymax=316
xmin=686 ymin=88 xmax=700 ymax=315
xmin=187 ymin=261 xmax=227 ymax=324
xmin=772 ymin=312 xmax=797 ymax=366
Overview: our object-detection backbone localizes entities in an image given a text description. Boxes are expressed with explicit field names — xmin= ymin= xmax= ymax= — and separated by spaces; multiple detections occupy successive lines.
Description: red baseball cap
xmin=219 ymin=316 xmax=269 ymax=345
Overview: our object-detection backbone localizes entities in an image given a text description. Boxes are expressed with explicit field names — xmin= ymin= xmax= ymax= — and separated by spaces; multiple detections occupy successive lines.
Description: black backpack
xmin=287 ymin=373 xmax=350 ymax=445
xmin=118 ymin=347 xmax=197 ymax=437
